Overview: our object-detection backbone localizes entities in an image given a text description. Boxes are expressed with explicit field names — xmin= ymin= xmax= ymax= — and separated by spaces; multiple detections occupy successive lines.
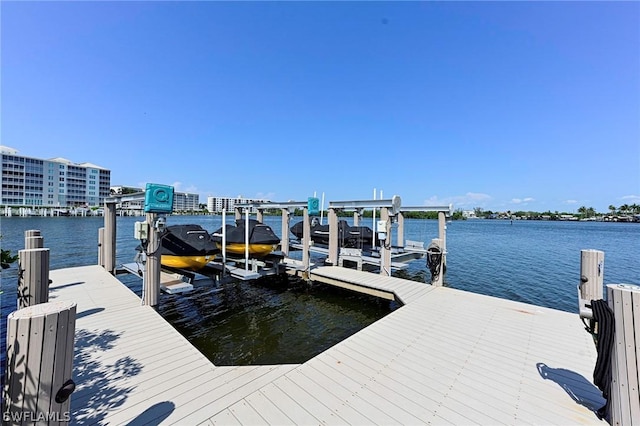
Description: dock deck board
xmin=45 ymin=265 xmax=605 ymax=425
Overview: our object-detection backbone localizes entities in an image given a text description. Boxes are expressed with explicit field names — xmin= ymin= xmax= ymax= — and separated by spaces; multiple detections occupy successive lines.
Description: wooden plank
xmin=290 ymin=367 xmax=383 ymax=424
xmin=256 ymin=382 xmax=320 ymax=425
xmin=243 ymin=388 xmax=294 ymax=424
xmin=228 ymin=400 xmax=266 ymax=425
xmin=174 ymin=365 xmax=297 ymax=425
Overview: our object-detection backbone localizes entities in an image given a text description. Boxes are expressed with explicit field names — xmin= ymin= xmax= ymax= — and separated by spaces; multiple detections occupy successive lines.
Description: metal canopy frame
xmin=235 ymin=201 xmax=310 ymax=211
xmin=400 ymin=204 xmax=453 ymax=216
xmin=328 ymin=195 xmax=402 ymax=215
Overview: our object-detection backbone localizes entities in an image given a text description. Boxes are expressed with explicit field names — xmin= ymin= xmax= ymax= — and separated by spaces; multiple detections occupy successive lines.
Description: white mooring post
xmin=578 ymin=249 xmax=605 ymax=319
xmin=17 ymin=248 xmax=50 ymax=309
xmin=143 ymin=213 xmax=161 ymax=306
xmin=3 ymin=300 xmax=77 ymax=424
xmin=606 ymin=283 xmax=640 ymax=425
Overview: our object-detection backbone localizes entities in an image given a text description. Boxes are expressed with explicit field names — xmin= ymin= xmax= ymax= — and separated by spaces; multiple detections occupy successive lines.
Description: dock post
xmin=302 ymin=207 xmax=310 ymax=277
xmin=606 ymin=283 xmax=640 ymax=425
xmin=577 ymin=249 xmax=604 ymax=319
xmin=3 ymin=300 xmax=76 ymax=424
xmin=353 ymin=210 xmax=360 ymax=226
xmin=103 ymin=201 xmax=117 ymax=274
xmin=98 ymin=227 xmax=105 ymax=267
xmin=143 ymin=213 xmax=161 ymax=306
xmin=379 ymin=207 xmax=392 ymax=276
xmin=256 ymin=208 xmax=264 ymax=223
xmin=438 ymin=211 xmax=447 ymax=280
xmin=327 ymin=208 xmax=338 ymax=266
xmin=397 ymin=211 xmax=405 ymax=249
xmin=17 ymin=248 xmax=50 ymax=309
xmin=234 ymin=207 xmax=241 ymax=221
xmin=281 ymin=208 xmax=290 ymax=256
xmin=25 ymin=229 xmax=44 ymax=250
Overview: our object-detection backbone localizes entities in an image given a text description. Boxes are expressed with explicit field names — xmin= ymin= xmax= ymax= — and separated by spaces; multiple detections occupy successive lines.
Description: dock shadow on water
xmin=536 ymin=362 xmax=605 ymax=414
xmin=157 ymin=274 xmax=398 ymax=366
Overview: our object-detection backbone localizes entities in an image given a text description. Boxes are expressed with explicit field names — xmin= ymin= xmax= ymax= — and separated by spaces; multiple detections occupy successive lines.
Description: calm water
xmin=1 ymin=215 xmax=639 ymax=367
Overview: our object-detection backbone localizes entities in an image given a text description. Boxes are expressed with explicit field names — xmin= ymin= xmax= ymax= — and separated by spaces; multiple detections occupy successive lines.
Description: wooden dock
xmin=48 ymin=265 xmax=605 ymax=425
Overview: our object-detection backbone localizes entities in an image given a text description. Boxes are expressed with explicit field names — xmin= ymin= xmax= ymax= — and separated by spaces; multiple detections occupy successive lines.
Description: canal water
xmin=1 ymin=215 xmax=638 ymax=367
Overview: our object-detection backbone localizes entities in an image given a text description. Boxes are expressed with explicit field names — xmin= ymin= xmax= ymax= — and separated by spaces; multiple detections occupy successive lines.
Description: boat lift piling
xmin=234 ymin=200 xmax=313 ymax=278
xmin=326 ymin=196 xmax=402 ymax=276
xmin=397 ymin=205 xmax=452 ymax=286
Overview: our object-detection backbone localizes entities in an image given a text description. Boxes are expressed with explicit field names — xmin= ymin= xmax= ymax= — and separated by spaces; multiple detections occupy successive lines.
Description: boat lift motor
xmin=426 ymin=240 xmax=443 ymax=283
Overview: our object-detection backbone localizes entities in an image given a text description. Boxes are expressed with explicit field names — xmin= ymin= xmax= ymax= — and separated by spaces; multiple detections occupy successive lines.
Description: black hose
xmin=591 ymin=299 xmax=615 ymax=421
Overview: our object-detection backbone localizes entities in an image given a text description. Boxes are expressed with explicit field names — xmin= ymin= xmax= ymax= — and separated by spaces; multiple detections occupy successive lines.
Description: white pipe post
xmin=245 ymin=209 xmax=249 ymax=271
xmin=222 ymin=209 xmax=227 ymax=275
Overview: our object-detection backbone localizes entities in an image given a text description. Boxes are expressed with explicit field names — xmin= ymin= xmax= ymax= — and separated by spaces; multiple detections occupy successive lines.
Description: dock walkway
xmin=49 ymin=265 xmax=605 ymax=425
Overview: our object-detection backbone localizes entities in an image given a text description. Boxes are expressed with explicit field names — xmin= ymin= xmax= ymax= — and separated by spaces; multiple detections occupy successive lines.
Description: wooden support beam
xmin=103 ymin=201 xmax=117 ymax=274
xmin=17 ymin=248 xmax=50 ymax=309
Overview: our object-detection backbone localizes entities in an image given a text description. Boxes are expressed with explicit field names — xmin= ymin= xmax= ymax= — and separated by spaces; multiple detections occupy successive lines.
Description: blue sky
xmin=2 ymin=1 xmax=639 ymax=213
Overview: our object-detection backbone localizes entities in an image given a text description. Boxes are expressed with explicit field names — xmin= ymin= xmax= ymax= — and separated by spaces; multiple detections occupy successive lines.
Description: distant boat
xmin=212 ymin=219 xmax=280 ymax=257
xmin=137 ymin=224 xmax=219 ymax=271
xmin=290 ymin=218 xmax=374 ymax=249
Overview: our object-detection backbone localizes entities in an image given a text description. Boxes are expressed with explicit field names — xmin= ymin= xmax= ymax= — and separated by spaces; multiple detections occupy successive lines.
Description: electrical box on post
xmin=144 ymin=183 xmax=174 ymax=213
xmin=377 ymin=220 xmax=387 ymax=241
xmin=134 ymin=221 xmax=149 ymax=240
xmin=308 ymin=197 xmax=320 ymax=215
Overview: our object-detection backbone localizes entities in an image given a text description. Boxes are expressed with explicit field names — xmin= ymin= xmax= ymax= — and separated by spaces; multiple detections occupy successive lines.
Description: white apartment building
xmin=110 ymin=186 xmax=200 ymax=213
xmin=1 ymin=146 xmax=111 ymax=207
xmin=207 ymin=195 xmax=268 ymax=213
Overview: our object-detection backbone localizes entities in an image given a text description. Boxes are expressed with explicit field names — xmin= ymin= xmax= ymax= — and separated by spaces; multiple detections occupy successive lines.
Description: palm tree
xmin=609 ymin=205 xmax=617 ymax=216
xmin=578 ymin=206 xmax=587 ymax=217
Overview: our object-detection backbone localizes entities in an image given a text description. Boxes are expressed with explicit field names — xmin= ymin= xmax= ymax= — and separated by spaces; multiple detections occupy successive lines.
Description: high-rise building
xmin=1 ymin=146 xmax=111 ymax=208
xmin=206 ymin=195 xmax=267 ymax=213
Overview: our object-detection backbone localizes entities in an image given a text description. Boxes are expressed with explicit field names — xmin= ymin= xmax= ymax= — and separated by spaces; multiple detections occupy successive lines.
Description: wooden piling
xmin=397 ymin=211 xmax=405 ymax=248
xmin=606 ymin=283 xmax=640 ymax=425
xmin=143 ymin=213 xmax=160 ymax=306
xmin=578 ymin=250 xmax=604 ymax=319
xmin=17 ymin=248 xmax=50 ymax=309
xmin=25 ymin=229 xmax=43 ymax=249
xmin=327 ymin=208 xmax=338 ymax=266
xmin=379 ymin=207 xmax=391 ymax=276
xmin=302 ymin=208 xmax=310 ymax=278
xmin=98 ymin=227 xmax=105 ymax=267
xmin=103 ymin=201 xmax=117 ymax=274
xmin=3 ymin=300 xmax=77 ymax=424
xmin=280 ymin=209 xmax=290 ymax=256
